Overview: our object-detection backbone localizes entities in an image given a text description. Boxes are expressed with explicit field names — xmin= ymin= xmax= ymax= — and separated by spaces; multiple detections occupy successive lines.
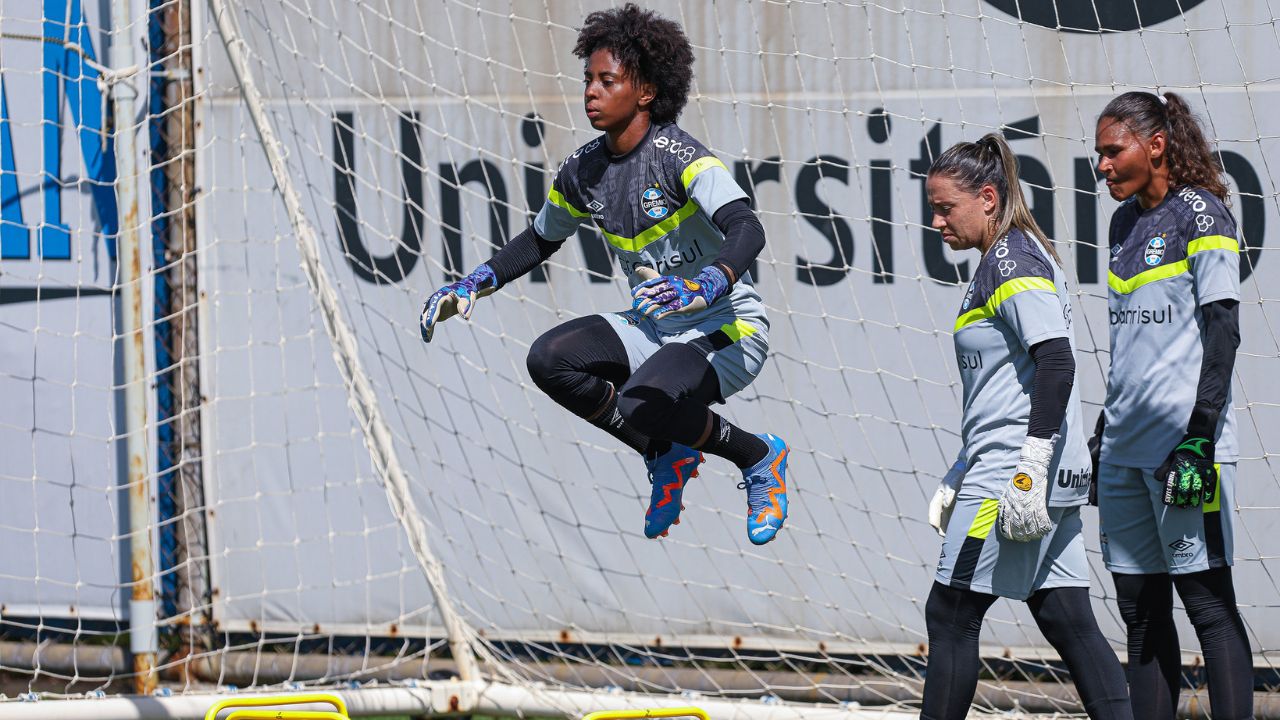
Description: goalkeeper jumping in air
xmin=419 ymin=4 xmax=789 ymax=545
xmin=1091 ymin=91 xmax=1252 ymax=720
xmin=922 ymin=135 xmax=1131 ymax=720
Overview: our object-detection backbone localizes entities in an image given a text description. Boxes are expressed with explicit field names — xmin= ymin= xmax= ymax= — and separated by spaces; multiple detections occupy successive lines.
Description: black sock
xmin=698 ymin=413 xmax=769 ymax=469
xmin=585 ymin=385 xmax=650 ymax=455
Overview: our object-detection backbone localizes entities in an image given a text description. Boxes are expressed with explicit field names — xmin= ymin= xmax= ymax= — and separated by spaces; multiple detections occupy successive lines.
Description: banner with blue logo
xmin=0 ymin=0 xmax=137 ymax=623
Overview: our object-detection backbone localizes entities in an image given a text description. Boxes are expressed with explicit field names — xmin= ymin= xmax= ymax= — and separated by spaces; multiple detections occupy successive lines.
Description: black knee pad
xmin=925 ymin=582 xmax=991 ymax=643
xmin=1175 ymin=568 xmax=1246 ymax=643
xmin=616 ymin=383 xmax=678 ymax=436
xmin=1028 ymin=587 xmax=1097 ymax=646
xmin=525 ymin=332 xmax=564 ymax=393
xmin=524 ymin=317 xmax=627 ymax=418
xmin=1114 ymin=573 xmax=1174 ymax=629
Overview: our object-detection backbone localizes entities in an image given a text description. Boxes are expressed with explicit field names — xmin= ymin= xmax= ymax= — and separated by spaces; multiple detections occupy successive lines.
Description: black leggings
xmin=922 ymin=582 xmax=1132 ymax=720
xmin=1114 ymin=568 xmax=1253 ymax=720
xmin=526 ymin=315 xmax=728 ymax=456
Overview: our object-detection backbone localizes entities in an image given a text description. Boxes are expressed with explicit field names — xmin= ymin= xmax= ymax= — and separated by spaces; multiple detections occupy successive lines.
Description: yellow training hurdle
xmin=583 ymin=708 xmax=710 ymax=720
xmin=225 ymin=707 xmax=345 ymax=712
xmin=204 ymin=693 xmax=349 ymax=720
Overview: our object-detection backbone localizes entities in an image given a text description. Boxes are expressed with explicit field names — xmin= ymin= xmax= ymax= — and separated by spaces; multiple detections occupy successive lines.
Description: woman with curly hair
xmin=1092 ymin=91 xmax=1252 ymax=719
xmin=420 ymin=4 xmax=789 ymax=545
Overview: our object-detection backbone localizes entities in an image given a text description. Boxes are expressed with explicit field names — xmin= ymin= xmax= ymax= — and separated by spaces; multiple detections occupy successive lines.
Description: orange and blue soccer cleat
xmin=644 ymin=444 xmax=704 ymax=538
xmin=739 ymin=434 xmax=789 ymax=545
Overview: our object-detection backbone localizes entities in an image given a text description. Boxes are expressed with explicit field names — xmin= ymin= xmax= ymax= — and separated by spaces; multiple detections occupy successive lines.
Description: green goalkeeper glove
xmin=1156 ymin=407 xmax=1218 ymax=509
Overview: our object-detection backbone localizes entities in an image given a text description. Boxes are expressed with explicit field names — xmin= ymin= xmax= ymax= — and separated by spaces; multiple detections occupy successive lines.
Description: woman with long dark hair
xmin=1092 ymin=90 xmax=1252 ymax=719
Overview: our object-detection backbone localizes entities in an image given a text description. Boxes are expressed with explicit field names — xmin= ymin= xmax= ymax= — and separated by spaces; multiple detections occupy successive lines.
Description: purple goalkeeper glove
xmin=419 ymin=263 xmax=498 ymax=342
xmin=631 ymin=265 xmax=730 ymax=320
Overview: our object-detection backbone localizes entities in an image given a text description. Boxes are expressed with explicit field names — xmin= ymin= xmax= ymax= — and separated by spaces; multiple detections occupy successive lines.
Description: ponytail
xmin=1098 ymin=91 xmax=1230 ymax=200
xmin=928 ymin=133 xmax=1061 ymax=264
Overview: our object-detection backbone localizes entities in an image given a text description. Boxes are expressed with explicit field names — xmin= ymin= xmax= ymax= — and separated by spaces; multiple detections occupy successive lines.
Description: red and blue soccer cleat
xmin=644 ymin=444 xmax=704 ymax=538
xmin=740 ymin=433 xmax=789 ymax=545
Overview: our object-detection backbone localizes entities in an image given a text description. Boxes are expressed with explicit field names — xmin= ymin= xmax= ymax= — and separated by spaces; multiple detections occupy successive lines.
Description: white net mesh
xmin=3 ymin=0 xmax=1280 ymax=716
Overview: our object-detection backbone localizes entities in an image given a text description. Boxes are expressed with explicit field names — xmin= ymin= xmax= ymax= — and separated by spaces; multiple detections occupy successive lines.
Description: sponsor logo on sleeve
xmin=992 ymin=235 xmax=1018 ymax=276
xmin=652 ymin=134 xmax=696 ymax=162
xmin=1177 ymin=186 xmax=1210 ymax=213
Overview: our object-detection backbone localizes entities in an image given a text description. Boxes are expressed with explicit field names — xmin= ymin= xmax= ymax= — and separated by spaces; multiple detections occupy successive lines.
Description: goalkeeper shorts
xmin=935 ymin=496 xmax=1089 ymax=601
xmin=601 ymin=308 xmax=769 ymax=400
xmin=1098 ymin=461 xmax=1235 ymax=575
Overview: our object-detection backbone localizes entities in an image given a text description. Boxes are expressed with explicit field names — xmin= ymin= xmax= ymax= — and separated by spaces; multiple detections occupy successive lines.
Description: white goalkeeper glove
xmin=928 ymin=459 xmax=966 ymax=537
xmin=998 ymin=435 xmax=1057 ymax=542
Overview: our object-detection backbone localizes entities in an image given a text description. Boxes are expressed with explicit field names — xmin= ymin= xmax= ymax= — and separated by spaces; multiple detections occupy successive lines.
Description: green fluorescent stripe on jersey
xmin=968 ymin=498 xmax=999 ymax=539
xmin=601 ymin=200 xmax=700 ymax=252
xmin=953 ymin=276 xmax=1056 ymax=332
xmin=1109 ymin=235 xmax=1238 ymax=295
xmin=720 ymin=319 xmax=758 ymax=343
xmin=1188 ymin=235 xmax=1240 ymax=255
xmin=1107 ymin=260 xmax=1188 ymax=295
xmin=681 ymin=156 xmax=727 ymax=189
xmin=547 ymin=188 xmax=589 ymax=218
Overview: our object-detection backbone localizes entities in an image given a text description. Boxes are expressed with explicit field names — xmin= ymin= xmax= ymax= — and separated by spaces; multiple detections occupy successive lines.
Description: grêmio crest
xmin=983 ymin=0 xmax=1208 ymax=33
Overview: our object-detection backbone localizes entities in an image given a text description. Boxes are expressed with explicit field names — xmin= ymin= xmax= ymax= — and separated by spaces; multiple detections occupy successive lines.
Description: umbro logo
xmin=586 ymin=200 xmax=604 ymax=213
xmin=1168 ymin=538 xmax=1195 ymax=552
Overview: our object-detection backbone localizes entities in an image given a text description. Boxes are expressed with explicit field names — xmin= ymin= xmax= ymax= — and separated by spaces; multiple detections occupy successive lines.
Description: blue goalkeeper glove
xmin=420 ymin=263 xmax=498 ymax=342
xmin=631 ymin=265 xmax=729 ymax=320
xmin=1155 ymin=407 xmax=1218 ymax=509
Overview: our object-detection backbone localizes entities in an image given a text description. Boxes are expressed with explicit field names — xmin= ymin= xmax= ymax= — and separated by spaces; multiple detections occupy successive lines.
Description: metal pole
xmin=109 ymin=0 xmax=157 ymax=695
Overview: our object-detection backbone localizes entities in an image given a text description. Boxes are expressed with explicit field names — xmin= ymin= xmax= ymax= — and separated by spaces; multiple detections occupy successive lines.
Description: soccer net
xmin=4 ymin=0 xmax=1279 ymax=718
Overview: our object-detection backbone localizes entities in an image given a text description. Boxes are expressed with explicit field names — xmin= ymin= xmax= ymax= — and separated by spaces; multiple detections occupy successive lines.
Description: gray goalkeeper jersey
xmin=532 ymin=122 xmax=764 ymax=332
xmin=953 ymin=229 xmax=1091 ymax=507
xmin=1101 ymin=186 xmax=1241 ymax=468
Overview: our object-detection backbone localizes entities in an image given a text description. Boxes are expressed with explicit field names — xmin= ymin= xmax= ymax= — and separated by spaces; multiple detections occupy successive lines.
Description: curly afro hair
xmin=573 ymin=3 xmax=695 ymax=125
